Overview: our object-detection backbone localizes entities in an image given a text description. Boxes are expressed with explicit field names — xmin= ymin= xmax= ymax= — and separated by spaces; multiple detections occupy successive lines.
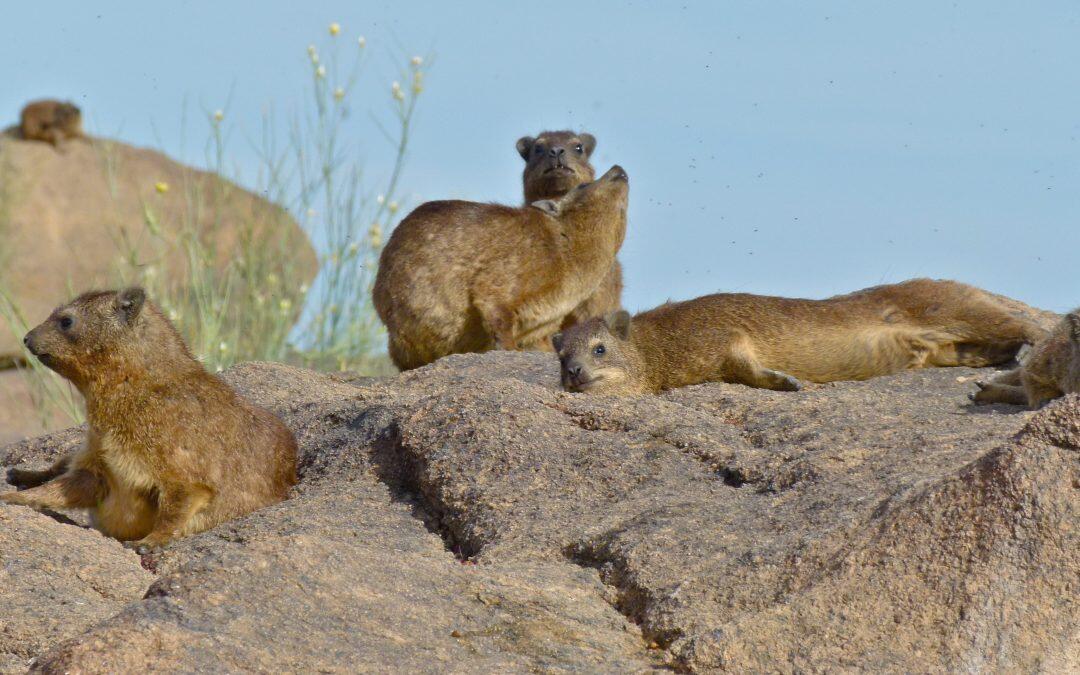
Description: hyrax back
xmin=3 ymin=288 xmax=297 ymax=550
xmin=20 ymin=99 xmax=85 ymax=147
xmin=972 ymin=310 xmax=1080 ymax=408
xmin=517 ymin=131 xmax=624 ymax=346
xmin=553 ymin=279 xmax=1046 ymax=396
xmin=374 ymin=165 xmax=630 ymax=370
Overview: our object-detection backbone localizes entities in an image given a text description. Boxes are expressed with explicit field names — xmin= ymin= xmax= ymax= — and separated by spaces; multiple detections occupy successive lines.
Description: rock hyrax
xmin=971 ymin=310 xmax=1080 ymax=408
xmin=20 ymin=99 xmax=85 ymax=147
xmin=517 ymin=130 xmax=623 ymax=348
xmin=2 ymin=288 xmax=297 ymax=551
xmin=553 ymin=279 xmax=1047 ymax=395
xmin=373 ymin=165 xmax=630 ymax=370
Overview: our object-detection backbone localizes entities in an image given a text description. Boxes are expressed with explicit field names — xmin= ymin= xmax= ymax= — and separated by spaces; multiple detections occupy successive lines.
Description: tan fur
xmin=516 ymin=131 xmax=624 ymax=350
xmin=971 ymin=310 xmax=1080 ymax=408
xmin=373 ymin=165 xmax=629 ymax=370
xmin=2 ymin=289 xmax=297 ymax=549
xmin=553 ymin=279 xmax=1047 ymax=396
xmin=20 ymin=99 xmax=85 ymax=147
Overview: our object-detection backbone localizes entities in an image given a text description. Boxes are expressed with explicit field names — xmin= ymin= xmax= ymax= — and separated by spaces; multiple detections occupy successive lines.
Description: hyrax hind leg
xmin=7 ymin=453 xmax=73 ymax=488
xmin=927 ymin=295 xmax=1047 ymax=368
xmin=723 ymin=335 xmax=802 ymax=392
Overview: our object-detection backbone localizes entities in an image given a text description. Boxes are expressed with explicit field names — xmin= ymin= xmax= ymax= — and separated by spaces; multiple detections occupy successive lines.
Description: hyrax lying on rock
xmin=20 ymin=99 xmax=85 ymax=147
xmin=373 ymin=165 xmax=630 ymax=370
xmin=970 ymin=310 xmax=1080 ymax=408
xmin=2 ymin=288 xmax=297 ymax=551
xmin=553 ymin=279 xmax=1047 ymax=395
xmin=517 ymin=131 xmax=624 ymax=350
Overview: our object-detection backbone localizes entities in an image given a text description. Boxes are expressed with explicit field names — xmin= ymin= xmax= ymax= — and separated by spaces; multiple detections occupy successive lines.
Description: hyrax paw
xmin=767 ymin=370 xmax=802 ymax=392
xmin=125 ymin=538 xmax=168 ymax=555
xmin=0 ymin=490 xmax=30 ymax=506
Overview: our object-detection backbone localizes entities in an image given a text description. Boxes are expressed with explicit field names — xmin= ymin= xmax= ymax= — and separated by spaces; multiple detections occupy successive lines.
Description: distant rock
xmin=2 ymin=350 xmax=1078 ymax=672
xmin=0 ymin=129 xmax=317 ymax=361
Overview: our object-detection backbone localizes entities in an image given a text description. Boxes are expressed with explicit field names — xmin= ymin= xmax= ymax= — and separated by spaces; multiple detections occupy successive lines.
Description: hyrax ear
xmin=604 ymin=310 xmax=631 ymax=340
xmin=579 ymin=133 xmax=597 ymax=157
xmin=551 ymin=332 xmax=564 ymax=352
xmin=516 ymin=136 xmax=536 ymax=161
xmin=116 ymin=287 xmax=147 ymax=325
xmin=530 ymin=199 xmax=561 ymax=217
xmin=1068 ymin=312 xmax=1080 ymax=343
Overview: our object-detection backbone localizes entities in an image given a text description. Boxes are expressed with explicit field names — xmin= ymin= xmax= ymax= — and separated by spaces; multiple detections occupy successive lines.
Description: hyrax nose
xmin=549 ymin=147 xmax=565 ymax=161
xmin=568 ymin=364 xmax=582 ymax=378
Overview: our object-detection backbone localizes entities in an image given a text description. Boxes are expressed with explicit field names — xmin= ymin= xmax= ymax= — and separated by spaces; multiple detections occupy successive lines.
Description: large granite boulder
xmin=2 ymin=350 xmax=1077 ymax=672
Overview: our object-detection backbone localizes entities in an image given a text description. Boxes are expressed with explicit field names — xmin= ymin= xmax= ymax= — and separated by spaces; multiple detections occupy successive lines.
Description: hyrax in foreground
xmin=970 ymin=310 xmax=1080 ymax=408
xmin=516 ymin=131 xmax=624 ymax=348
xmin=20 ymin=99 xmax=85 ymax=147
xmin=553 ymin=279 xmax=1047 ymax=395
xmin=374 ymin=165 xmax=630 ymax=370
xmin=2 ymin=288 xmax=297 ymax=551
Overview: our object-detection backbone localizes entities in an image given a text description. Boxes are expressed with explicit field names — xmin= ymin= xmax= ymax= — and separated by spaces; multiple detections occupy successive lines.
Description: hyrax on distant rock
xmin=2 ymin=288 xmax=297 ymax=551
xmin=19 ymin=99 xmax=85 ymax=147
xmin=553 ymin=279 xmax=1047 ymax=396
xmin=373 ymin=165 xmax=630 ymax=370
xmin=517 ymin=131 xmax=624 ymax=349
xmin=970 ymin=310 xmax=1080 ymax=408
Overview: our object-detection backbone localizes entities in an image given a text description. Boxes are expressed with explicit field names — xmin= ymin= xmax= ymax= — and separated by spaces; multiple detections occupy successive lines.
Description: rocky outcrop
xmin=0 ymin=130 xmax=317 ymax=361
xmin=2 ymin=352 xmax=1078 ymax=672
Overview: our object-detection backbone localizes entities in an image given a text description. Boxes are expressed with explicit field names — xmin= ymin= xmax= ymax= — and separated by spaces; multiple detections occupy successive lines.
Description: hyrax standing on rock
xmin=19 ymin=99 xmax=86 ymax=147
xmin=374 ymin=165 xmax=630 ymax=370
xmin=554 ymin=279 xmax=1047 ymax=395
xmin=970 ymin=310 xmax=1080 ymax=408
xmin=2 ymin=288 xmax=297 ymax=551
xmin=517 ymin=131 xmax=624 ymax=348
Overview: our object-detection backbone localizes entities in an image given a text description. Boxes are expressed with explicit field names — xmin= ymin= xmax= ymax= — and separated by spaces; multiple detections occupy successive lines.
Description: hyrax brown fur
xmin=2 ymin=288 xmax=297 ymax=551
xmin=970 ymin=310 xmax=1080 ymax=408
xmin=20 ymin=99 xmax=85 ymax=147
xmin=517 ymin=131 xmax=623 ymax=349
xmin=373 ymin=165 xmax=630 ymax=370
xmin=553 ymin=278 xmax=1047 ymax=396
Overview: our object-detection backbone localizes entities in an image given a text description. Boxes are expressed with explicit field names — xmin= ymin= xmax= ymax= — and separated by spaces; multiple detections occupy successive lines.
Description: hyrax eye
xmin=574 ymin=143 xmax=584 ymax=154
xmin=59 ymin=316 xmax=74 ymax=330
xmin=534 ymin=145 xmax=545 ymax=156
xmin=593 ymin=344 xmax=605 ymax=356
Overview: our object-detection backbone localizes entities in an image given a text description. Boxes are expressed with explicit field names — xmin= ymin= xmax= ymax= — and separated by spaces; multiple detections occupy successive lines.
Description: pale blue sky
xmin=4 ymin=1 xmax=1079 ymax=312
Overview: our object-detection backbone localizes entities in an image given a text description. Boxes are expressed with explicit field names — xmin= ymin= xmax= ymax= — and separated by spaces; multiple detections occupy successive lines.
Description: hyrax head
xmin=54 ymin=101 xmax=81 ymax=124
xmin=529 ymin=165 xmax=629 ymax=222
xmin=518 ymin=130 xmax=597 ymax=202
xmin=552 ymin=310 xmax=642 ymax=395
xmin=22 ymin=288 xmax=151 ymax=385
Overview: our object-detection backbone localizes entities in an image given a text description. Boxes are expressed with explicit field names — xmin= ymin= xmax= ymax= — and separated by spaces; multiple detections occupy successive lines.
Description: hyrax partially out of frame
xmin=970 ymin=310 xmax=1080 ymax=408
xmin=2 ymin=288 xmax=297 ymax=551
xmin=373 ymin=165 xmax=630 ymax=370
xmin=517 ymin=131 xmax=623 ymax=349
xmin=20 ymin=99 xmax=85 ymax=147
xmin=553 ymin=279 xmax=1047 ymax=396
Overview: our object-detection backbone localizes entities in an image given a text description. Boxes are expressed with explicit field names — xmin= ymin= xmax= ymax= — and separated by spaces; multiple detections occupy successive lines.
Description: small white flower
xmin=316 ymin=65 xmax=327 ymax=79
xmin=348 ymin=242 xmax=360 ymax=255
xmin=267 ymin=273 xmax=280 ymax=285
xmin=299 ymin=283 xmax=310 ymax=294
xmin=279 ymin=298 xmax=293 ymax=311
xmin=307 ymin=45 xmax=319 ymax=64
xmin=357 ymin=36 xmax=367 ymax=48
xmin=219 ymin=341 xmax=228 ymax=352
xmin=391 ymin=81 xmax=403 ymax=101
xmin=333 ymin=87 xmax=345 ymax=101
xmin=376 ymin=194 xmax=385 ymax=205
xmin=411 ymin=55 xmax=423 ymax=67
xmin=213 ymin=109 xmax=224 ymax=122
xmin=329 ymin=22 xmax=341 ymax=37
xmin=388 ymin=201 xmax=399 ymax=214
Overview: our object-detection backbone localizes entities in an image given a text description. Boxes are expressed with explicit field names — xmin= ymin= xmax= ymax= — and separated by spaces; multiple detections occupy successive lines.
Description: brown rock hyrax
xmin=2 ymin=288 xmax=297 ymax=551
xmin=20 ymin=99 xmax=85 ymax=147
xmin=517 ymin=131 xmax=623 ymax=348
xmin=373 ymin=165 xmax=630 ymax=370
xmin=553 ymin=279 xmax=1047 ymax=395
xmin=970 ymin=310 xmax=1080 ymax=408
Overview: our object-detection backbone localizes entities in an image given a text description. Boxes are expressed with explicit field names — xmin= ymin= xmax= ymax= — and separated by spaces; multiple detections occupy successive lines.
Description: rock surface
xmin=2 ymin=351 xmax=1078 ymax=672
xmin=0 ymin=129 xmax=317 ymax=360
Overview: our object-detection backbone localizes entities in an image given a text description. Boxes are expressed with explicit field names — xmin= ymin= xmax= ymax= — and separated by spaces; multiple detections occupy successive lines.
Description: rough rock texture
xmin=0 ymin=129 xmax=317 ymax=360
xmin=2 ymin=351 xmax=1078 ymax=672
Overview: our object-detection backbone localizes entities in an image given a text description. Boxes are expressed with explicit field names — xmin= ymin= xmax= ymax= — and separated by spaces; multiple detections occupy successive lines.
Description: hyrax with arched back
xmin=553 ymin=279 xmax=1047 ymax=396
xmin=970 ymin=310 xmax=1080 ymax=408
xmin=373 ymin=165 xmax=630 ymax=370
xmin=2 ymin=288 xmax=297 ymax=551
xmin=516 ymin=131 xmax=624 ymax=349
xmin=20 ymin=99 xmax=85 ymax=147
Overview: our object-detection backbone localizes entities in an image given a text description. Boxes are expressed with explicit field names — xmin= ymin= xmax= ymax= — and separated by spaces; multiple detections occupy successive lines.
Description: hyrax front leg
xmin=0 ymin=468 xmax=104 ymax=509
xmin=970 ymin=381 xmax=1029 ymax=406
xmin=129 ymin=483 xmax=213 ymax=552
xmin=474 ymin=298 xmax=519 ymax=350
xmin=725 ymin=338 xmax=803 ymax=391
xmin=7 ymin=453 xmax=73 ymax=489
